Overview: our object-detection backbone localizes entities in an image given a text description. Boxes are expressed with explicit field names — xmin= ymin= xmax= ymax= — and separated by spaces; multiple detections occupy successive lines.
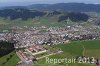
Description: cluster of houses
xmin=16 ymin=44 xmax=62 ymax=66
xmin=16 ymin=50 xmax=34 ymax=66
xmin=0 ymin=26 xmax=100 ymax=48
xmin=16 ymin=44 xmax=47 ymax=66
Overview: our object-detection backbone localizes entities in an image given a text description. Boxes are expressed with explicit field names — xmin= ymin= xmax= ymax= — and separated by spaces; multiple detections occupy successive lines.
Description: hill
xmin=0 ymin=8 xmax=89 ymax=22
xmin=2 ymin=3 xmax=100 ymax=12
xmin=28 ymin=3 xmax=100 ymax=12
xmin=0 ymin=8 xmax=46 ymax=20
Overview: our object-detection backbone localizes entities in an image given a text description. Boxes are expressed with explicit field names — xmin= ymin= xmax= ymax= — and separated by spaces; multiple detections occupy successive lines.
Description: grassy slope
xmin=0 ymin=51 xmax=20 ymax=66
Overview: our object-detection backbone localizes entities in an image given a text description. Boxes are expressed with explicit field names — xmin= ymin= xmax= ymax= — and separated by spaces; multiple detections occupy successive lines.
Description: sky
xmin=0 ymin=0 xmax=100 ymax=7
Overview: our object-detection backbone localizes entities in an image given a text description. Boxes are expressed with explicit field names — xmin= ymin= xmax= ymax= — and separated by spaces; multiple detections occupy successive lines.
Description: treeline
xmin=0 ymin=41 xmax=15 ymax=57
xmin=47 ymin=11 xmax=61 ymax=16
xmin=58 ymin=12 xmax=89 ymax=22
xmin=0 ymin=8 xmax=46 ymax=20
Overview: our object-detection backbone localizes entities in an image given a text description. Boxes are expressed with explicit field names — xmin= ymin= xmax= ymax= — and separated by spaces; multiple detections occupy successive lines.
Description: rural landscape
xmin=0 ymin=1 xmax=100 ymax=66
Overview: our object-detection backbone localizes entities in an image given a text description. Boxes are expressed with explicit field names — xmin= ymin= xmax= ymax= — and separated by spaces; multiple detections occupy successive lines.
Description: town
xmin=0 ymin=25 xmax=100 ymax=66
xmin=0 ymin=25 xmax=100 ymax=47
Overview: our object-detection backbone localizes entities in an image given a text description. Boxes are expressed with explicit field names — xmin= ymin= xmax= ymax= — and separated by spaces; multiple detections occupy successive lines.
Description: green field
xmin=0 ymin=16 xmax=74 ymax=32
xmin=35 ymin=40 xmax=100 ymax=66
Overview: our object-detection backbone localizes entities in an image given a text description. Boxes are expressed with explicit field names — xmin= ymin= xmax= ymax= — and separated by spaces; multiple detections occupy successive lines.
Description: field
xmin=0 ymin=16 xmax=75 ymax=32
xmin=35 ymin=40 xmax=100 ymax=66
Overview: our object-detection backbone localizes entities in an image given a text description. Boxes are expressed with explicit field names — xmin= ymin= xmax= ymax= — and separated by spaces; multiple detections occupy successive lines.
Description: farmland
xmin=35 ymin=40 xmax=100 ymax=66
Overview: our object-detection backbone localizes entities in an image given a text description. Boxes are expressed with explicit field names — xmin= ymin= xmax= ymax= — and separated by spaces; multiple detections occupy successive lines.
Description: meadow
xmin=35 ymin=40 xmax=100 ymax=66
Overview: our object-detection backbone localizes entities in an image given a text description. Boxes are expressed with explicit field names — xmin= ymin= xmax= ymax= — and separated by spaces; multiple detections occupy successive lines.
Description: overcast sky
xmin=0 ymin=0 xmax=100 ymax=7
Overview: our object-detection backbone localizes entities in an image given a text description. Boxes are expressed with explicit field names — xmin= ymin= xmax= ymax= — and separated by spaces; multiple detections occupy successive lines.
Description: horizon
xmin=0 ymin=0 xmax=100 ymax=7
xmin=0 ymin=2 xmax=100 ymax=8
